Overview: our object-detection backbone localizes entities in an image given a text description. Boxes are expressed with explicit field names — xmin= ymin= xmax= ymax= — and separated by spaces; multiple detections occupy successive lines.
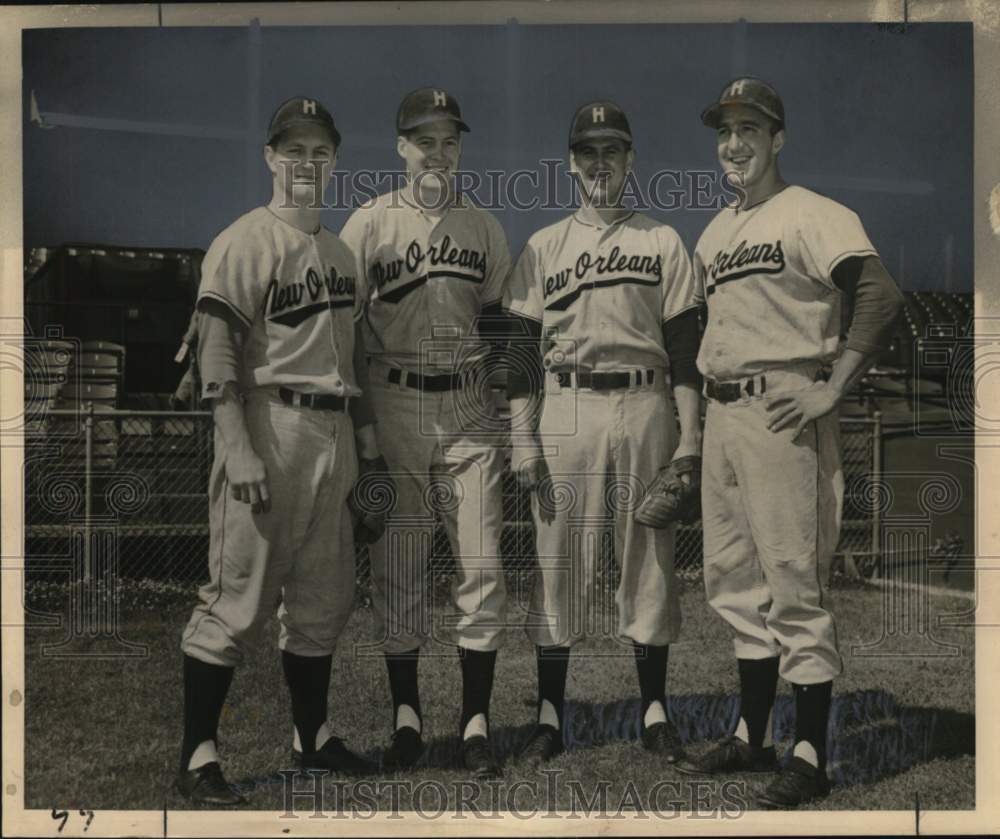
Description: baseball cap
xmin=569 ymin=101 xmax=633 ymax=148
xmin=267 ymin=97 xmax=342 ymax=147
xmin=701 ymin=77 xmax=785 ymax=128
xmin=397 ymin=88 xmax=470 ymax=133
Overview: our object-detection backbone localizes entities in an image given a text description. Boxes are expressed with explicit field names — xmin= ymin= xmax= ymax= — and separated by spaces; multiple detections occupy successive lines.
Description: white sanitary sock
xmin=643 ymin=700 xmax=667 ymax=728
xmin=463 ymin=713 xmax=488 ymax=740
xmin=396 ymin=704 xmax=421 ymax=733
xmin=538 ymin=699 xmax=559 ymax=730
xmin=292 ymin=720 xmax=333 ymax=753
xmin=187 ymin=739 xmax=218 ymax=771
xmin=792 ymin=740 xmax=819 ymax=768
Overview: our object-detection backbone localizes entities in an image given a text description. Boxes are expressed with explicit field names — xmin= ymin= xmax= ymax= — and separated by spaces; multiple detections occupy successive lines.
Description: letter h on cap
xmin=303 ymin=99 xmax=317 ymax=115
xmin=433 ymin=90 xmax=447 ymax=107
xmin=592 ymin=106 xmax=605 ymax=123
xmin=728 ymin=80 xmax=748 ymax=97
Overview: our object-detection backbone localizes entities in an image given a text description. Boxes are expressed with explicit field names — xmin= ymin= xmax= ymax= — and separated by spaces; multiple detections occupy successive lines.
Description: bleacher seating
xmin=24 ymin=243 xmax=203 ymax=395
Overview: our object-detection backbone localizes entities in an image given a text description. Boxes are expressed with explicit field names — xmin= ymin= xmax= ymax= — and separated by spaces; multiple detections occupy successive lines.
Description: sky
xmin=23 ymin=22 xmax=973 ymax=291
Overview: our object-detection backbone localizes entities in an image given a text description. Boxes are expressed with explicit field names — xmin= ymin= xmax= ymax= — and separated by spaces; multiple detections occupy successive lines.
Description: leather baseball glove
xmin=634 ymin=455 xmax=702 ymax=528
xmin=348 ymin=454 xmax=397 ymax=545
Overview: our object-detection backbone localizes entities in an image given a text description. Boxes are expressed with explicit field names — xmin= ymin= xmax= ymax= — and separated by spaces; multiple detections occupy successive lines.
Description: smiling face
xmin=570 ymin=138 xmax=634 ymax=208
xmin=397 ymin=120 xmax=462 ymax=208
xmin=265 ymin=123 xmax=337 ymax=209
xmin=715 ymin=104 xmax=784 ymax=200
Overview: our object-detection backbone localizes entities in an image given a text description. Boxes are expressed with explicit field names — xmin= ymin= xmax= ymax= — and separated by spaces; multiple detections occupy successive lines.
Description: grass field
xmin=23 ymin=578 xmax=975 ymax=815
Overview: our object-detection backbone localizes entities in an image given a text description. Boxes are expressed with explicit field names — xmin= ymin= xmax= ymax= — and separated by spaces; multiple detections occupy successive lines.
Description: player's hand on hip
xmin=764 ymin=382 xmax=838 ymax=438
xmin=225 ymin=445 xmax=271 ymax=513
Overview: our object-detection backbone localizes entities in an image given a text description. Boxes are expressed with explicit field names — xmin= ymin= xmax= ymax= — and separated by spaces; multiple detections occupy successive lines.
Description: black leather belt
xmin=387 ymin=367 xmax=466 ymax=392
xmin=278 ymin=387 xmax=348 ymax=411
xmin=555 ymin=369 xmax=656 ymax=390
xmin=705 ymin=375 xmax=767 ymax=403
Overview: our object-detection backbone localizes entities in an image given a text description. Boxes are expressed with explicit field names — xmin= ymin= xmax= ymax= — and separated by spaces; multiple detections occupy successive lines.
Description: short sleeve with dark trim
xmin=502 ymin=238 xmax=543 ymax=324
xmin=480 ymin=210 xmax=513 ymax=308
xmin=658 ymin=226 xmax=698 ymax=323
xmin=197 ymin=218 xmax=277 ymax=328
xmin=797 ymin=195 xmax=878 ymax=290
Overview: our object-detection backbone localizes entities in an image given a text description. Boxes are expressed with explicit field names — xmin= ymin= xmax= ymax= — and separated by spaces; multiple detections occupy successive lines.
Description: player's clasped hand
xmin=226 ymin=444 xmax=271 ymax=514
xmin=764 ymin=382 xmax=838 ymax=437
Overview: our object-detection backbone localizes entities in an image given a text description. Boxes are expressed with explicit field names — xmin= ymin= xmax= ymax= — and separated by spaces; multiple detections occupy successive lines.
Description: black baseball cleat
xmin=296 ymin=736 xmax=376 ymax=776
xmin=381 ymin=726 xmax=424 ymax=771
xmin=174 ymin=761 xmax=247 ymax=806
xmin=461 ymin=735 xmax=503 ymax=780
xmin=640 ymin=719 xmax=686 ymax=763
xmin=518 ymin=723 xmax=563 ymax=768
xmin=755 ymin=756 xmax=831 ymax=809
xmin=675 ymin=736 xmax=778 ymax=776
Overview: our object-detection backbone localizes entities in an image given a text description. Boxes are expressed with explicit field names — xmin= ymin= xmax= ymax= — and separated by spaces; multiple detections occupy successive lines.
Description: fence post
xmin=871 ymin=411 xmax=883 ymax=571
xmin=83 ymin=401 xmax=93 ymax=584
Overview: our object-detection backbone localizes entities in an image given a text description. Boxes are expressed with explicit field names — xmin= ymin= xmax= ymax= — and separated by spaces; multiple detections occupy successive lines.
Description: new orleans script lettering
xmin=371 ymin=236 xmax=487 ymax=289
xmin=544 ymin=247 xmax=662 ymax=299
xmin=709 ymin=239 xmax=785 ymax=281
xmin=265 ymin=265 xmax=356 ymax=316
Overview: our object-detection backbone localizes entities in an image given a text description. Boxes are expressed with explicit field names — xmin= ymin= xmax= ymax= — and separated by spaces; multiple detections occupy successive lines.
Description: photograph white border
xmin=2 ymin=2 xmax=998 ymax=835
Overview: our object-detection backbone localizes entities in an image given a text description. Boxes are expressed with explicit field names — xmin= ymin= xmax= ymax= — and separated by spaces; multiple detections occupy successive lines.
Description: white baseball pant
xmin=182 ymin=388 xmax=358 ymax=667
xmin=366 ymin=362 xmax=507 ymax=654
xmin=527 ymin=371 xmax=683 ymax=649
xmin=701 ymin=364 xmax=844 ymax=684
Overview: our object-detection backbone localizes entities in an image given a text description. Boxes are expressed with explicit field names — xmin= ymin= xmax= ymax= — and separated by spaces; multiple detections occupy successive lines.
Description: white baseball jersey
xmin=503 ymin=211 xmax=697 ymax=372
xmin=184 ymin=207 xmax=362 ymax=670
xmin=198 ymin=206 xmax=362 ymax=396
xmin=693 ymin=185 xmax=878 ymax=380
xmin=340 ymin=191 xmax=511 ymax=374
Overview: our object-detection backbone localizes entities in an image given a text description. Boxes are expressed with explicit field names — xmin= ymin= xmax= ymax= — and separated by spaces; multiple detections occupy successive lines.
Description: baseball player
xmin=673 ymin=78 xmax=903 ymax=808
xmin=339 ymin=88 xmax=511 ymax=779
xmin=502 ymin=101 xmax=703 ymax=767
xmin=175 ymin=97 xmax=381 ymax=805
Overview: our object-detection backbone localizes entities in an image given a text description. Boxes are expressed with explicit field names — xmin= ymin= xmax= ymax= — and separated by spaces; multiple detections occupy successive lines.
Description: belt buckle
xmin=708 ymin=379 xmax=739 ymax=403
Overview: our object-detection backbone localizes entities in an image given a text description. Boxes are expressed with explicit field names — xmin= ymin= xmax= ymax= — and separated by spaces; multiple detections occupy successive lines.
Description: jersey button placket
xmin=312 ymin=236 xmax=344 ymax=395
xmin=418 ymin=217 xmax=434 ymax=373
xmin=596 ymin=229 xmax=610 ymax=364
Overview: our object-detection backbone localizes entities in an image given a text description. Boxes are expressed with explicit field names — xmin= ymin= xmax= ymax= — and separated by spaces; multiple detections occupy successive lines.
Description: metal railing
xmin=23 ymin=407 xmax=886 ymax=586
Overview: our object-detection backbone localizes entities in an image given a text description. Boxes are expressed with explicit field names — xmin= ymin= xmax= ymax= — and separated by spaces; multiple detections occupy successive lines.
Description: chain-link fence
xmin=23 ymin=406 xmax=885 ymax=589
